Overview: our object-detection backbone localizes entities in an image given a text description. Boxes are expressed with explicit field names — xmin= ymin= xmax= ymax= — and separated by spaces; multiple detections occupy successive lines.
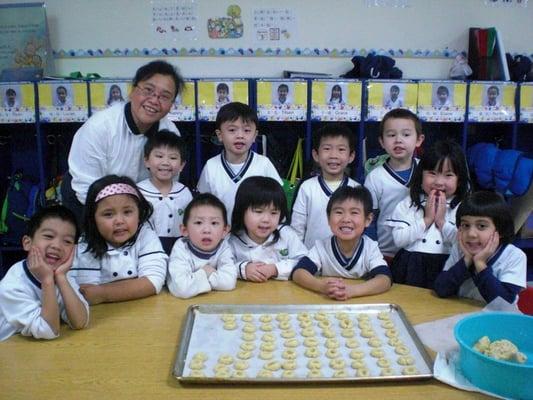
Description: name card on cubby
xmin=0 ymin=82 xmax=35 ymax=123
xmin=417 ymin=80 xmax=467 ymax=122
xmin=468 ymin=81 xmax=516 ymax=122
xmin=89 ymin=79 xmax=131 ymax=114
xmin=311 ymin=80 xmax=362 ymax=121
xmin=519 ymin=83 xmax=533 ymax=123
xmin=168 ymin=80 xmax=195 ymax=122
xmin=366 ymin=80 xmax=418 ymax=121
xmin=256 ymin=79 xmax=307 ymax=121
xmin=197 ymin=79 xmax=249 ymax=121
xmin=38 ymin=81 xmax=89 ymax=122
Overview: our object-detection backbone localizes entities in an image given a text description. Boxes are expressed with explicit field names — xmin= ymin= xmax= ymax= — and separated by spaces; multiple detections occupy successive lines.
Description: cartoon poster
xmin=311 ymin=80 xmax=362 ymax=121
xmin=366 ymin=80 xmax=418 ymax=121
xmin=197 ymin=80 xmax=249 ymax=121
xmin=417 ymin=81 xmax=467 ymax=122
xmin=168 ymin=80 xmax=195 ymax=121
xmin=0 ymin=83 xmax=35 ymax=123
xmin=253 ymin=8 xmax=296 ymax=44
xmin=38 ymin=81 xmax=89 ymax=122
xmin=89 ymin=80 xmax=131 ymax=114
xmin=256 ymin=80 xmax=307 ymax=121
xmin=519 ymin=83 xmax=533 ymax=123
xmin=207 ymin=4 xmax=243 ymax=39
xmin=468 ymin=81 xmax=516 ymax=122
xmin=151 ymin=0 xmax=198 ymax=42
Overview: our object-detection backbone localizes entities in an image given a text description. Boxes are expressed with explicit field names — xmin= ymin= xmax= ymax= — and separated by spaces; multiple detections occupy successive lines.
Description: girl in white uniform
xmin=229 ymin=176 xmax=307 ymax=282
xmin=167 ymin=193 xmax=236 ymax=299
xmin=386 ymin=140 xmax=471 ymax=289
xmin=70 ymin=175 xmax=167 ymax=305
xmin=434 ymin=191 xmax=526 ymax=304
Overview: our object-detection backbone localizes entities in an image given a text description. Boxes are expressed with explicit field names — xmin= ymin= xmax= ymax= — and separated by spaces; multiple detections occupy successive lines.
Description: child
xmin=216 ymin=82 xmax=230 ymax=106
xmin=137 ymin=130 xmax=193 ymax=254
xmin=434 ymin=85 xmax=451 ymax=108
xmin=291 ymin=186 xmax=391 ymax=300
xmin=197 ymin=102 xmax=282 ymax=219
xmin=275 ymin=84 xmax=290 ymax=105
xmin=69 ymin=175 xmax=167 ymax=304
xmin=384 ymin=85 xmax=403 ymax=108
xmin=434 ymin=191 xmax=526 ymax=304
xmin=55 ymin=85 xmax=71 ymax=107
xmin=107 ymin=84 xmax=125 ymax=106
xmin=486 ymin=85 xmax=500 ymax=107
xmin=167 ymin=193 xmax=236 ymax=298
xmin=385 ymin=140 xmax=470 ymax=289
xmin=364 ymin=108 xmax=425 ymax=260
xmin=0 ymin=205 xmax=89 ymax=341
xmin=3 ymin=88 xmax=19 ymax=108
xmin=328 ymin=84 xmax=343 ymax=105
xmin=291 ymin=123 xmax=359 ymax=248
xmin=229 ymin=176 xmax=307 ymax=282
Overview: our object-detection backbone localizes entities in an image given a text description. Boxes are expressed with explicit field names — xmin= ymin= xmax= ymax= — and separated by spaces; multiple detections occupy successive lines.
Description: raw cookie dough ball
xmin=282 ymin=349 xmax=298 ymax=360
xmin=397 ymin=355 xmax=415 ymax=366
xmin=241 ymin=332 xmax=256 ymax=341
xmin=307 ymin=359 xmax=322 ymax=370
xmin=360 ymin=329 xmax=376 ymax=338
xmin=260 ymin=323 xmax=274 ymax=332
xmin=297 ymin=312 xmax=311 ymax=321
xmin=351 ymin=360 xmax=366 ymax=369
xmin=318 ymin=320 xmax=332 ymax=329
xmin=377 ymin=311 xmax=391 ymax=320
xmin=282 ymin=360 xmax=297 ymax=370
xmin=188 ymin=359 xmax=205 ymax=370
xmin=349 ymin=349 xmax=365 ymax=360
xmin=303 ymin=337 xmax=319 ymax=348
xmin=395 ymin=345 xmax=410 ymax=355
xmin=376 ymin=358 xmax=391 ymax=368
xmin=402 ymin=366 xmax=418 ymax=375
xmin=322 ymin=329 xmax=336 ymax=338
xmin=278 ymin=321 xmax=292 ymax=331
xmin=381 ymin=320 xmax=395 ymax=329
xmin=264 ymin=361 xmax=282 ymax=371
xmin=332 ymin=370 xmax=348 ymax=378
xmin=242 ymin=323 xmax=257 ymax=333
xmin=232 ymin=370 xmax=248 ymax=378
xmin=370 ymin=348 xmax=385 ymax=358
xmin=305 ymin=347 xmax=321 ymax=358
xmin=241 ymin=313 xmax=254 ymax=322
xmin=282 ymin=370 xmax=296 ymax=378
xmin=223 ymin=321 xmax=238 ymax=330
xmin=301 ymin=327 xmax=316 ymax=337
xmin=218 ymin=354 xmax=234 ymax=365
xmin=237 ymin=350 xmax=253 ymax=360
xmin=259 ymin=314 xmax=272 ymax=323
xmin=326 ymin=348 xmax=341 ymax=359
xmin=281 ymin=329 xmax=296 ymax=339
xmin=380 ymin=368 xmax=395 ymax=376
xmin=260 ymin=342 xmax=276 ymax=352
xmin=368 ymin=338 xmax=382 ymax=348
xmin=385 ymin=328 xmax=399 ymax=338
xmin=191 ymin=352 xmax=208 ymax=362
xmin=276 ymin=313 xmax=291 ymax=322
xmin=341 ymin=329 xmax=355 ymax=338
xmin=284 ymin=338 xmax=299 ymax=348
xmin=261 ymin=333 xmax=276 ymax=342
xmin=221 ymin=314 xmax=236 ymax=322
xmin=329 ymin=358 xmax=346 ymax=370
xmin=299 ymin=319 xmax=313 ymax=328
xmin=339 ymin=319 xmax=354 ymax=329
xmin=234 ymin=360 xmax=250 ymax=370
xmin=307 ymin=369 xmax=322 ymax=378
xmin=355 ymin=367 xmax=370 ymax=377
xmin=240 ymin=342 xmax=256 ymax=352
xmin=325 ymin=338 xmax=340 ymax=349
xmin=345 ymin=338 xmax=360 ymax=348
xmin=314 ymin=311 xmax=328 ymax=321
xmin=257 ymin=369 xmax=273 ymax=378
xmin=259 ymin=351 xmax=274 ymax=360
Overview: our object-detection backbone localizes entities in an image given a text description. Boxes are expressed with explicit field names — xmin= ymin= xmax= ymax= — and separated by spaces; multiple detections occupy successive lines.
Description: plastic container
xmin=454 ymin=312 xmax=533 ymax=399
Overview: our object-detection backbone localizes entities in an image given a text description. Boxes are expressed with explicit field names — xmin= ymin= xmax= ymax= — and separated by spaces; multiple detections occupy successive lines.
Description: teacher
xmin=61 ymin=60 xmax=185 ymax=223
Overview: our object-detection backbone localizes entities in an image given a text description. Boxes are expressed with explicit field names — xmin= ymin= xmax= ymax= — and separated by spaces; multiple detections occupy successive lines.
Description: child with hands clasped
xmin=70 ymin=175 xmax=167 ymax=305
xmin=386 ymin=140 xmax=470 ymax=289
xmin=167 ymin=193 xmax=237 ymax=299
xmin=291 ymin=186 xmax=392 ymax=300
xmin=229 ymin=176 xmax=307 ymax=282
xmin=0 ymin=206 xmax=89 ymax=341
xmin=434 ymin=191 xmax=526 ymax=304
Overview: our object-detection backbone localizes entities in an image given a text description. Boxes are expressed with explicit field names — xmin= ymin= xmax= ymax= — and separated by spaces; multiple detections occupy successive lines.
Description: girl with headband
xmin=69 ymin=175 xmax=168 ymax=305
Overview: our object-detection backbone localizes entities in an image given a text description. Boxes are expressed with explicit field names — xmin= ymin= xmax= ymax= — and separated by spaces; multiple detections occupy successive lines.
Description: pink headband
xmin=95 ymin=183 xmax=139 ymax=202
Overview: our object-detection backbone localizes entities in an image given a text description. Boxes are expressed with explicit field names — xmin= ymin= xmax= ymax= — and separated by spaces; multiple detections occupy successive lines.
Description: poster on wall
xmin=417 ymin=80 xmax=467 ymax=122
xmin=256 ymin=80 xmax=307 ymax=121
xmin=252 ymin=8 xmax=296 ymax=44
xmin=207 ymin=4 xmax=243 ymax=39
xmin=0 ymin=82 xmax=35 ymax=123
xmin=366 ymin=80 xmax=418 ymax=121
xmin=151 ymin=0 xmax=198 ymax=42
xmin=519 ymin=83 xmax=533 ymax=123
xmin=89 ymin=80 xmax=131 ymax=114
xmin=168 ymin=80 xmax=195 ymax=121
xmin=38 ymin=81 xmax=88 ymax=122
xmin=468 ymin=81 xmax=516 ymax=122
xmin=197 ymin=79 xmax=249 ymax=121
xmin=311 ymin=80 xmax=362 ymax=121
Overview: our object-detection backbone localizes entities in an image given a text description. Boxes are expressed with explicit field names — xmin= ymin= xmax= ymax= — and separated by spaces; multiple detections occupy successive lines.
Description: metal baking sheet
xmin=173 ymin=304 xmax=433 ymax=383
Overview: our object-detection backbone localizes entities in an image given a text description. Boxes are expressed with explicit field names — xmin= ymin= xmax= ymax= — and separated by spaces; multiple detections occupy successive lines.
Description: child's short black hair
xmin=26 ymin=205 xmax=80 ymax=243
xmin=231 ymin=176 xmax=288 ymax=236
xmin=183 ymin=193 xmax=228 ymax=226
xmin=456 ymin=191 xmax=515 ymax=245
xmin=5 ymin=88 xmax=16 ymax=96
xmin=326 ymin=186 xmax=373 ymax=217
xmin=312 ymin=123 xmax=355 ymax=152
xmin=215 ymin=102 xmax=258 ymax=130
xmin=216 ymin=83 xmax=229 ymax=93
xmin=390 ymin=85 xmax=400 ymax=92
xmin=487 ymin=85 xmax=500 ymax=94
xmin=143 ymin=129 xmax=188 ymax=161
xmin=278 ymin=83 xmax=289 ymax=92
xmin=84 ymin=175 xmax=153 ymax=258
xmin=379 ymin=108 xmax=423 ymax=138
xmin=437 ymin=85 xmax=449 ymax=95
xmin=132 ymin=60 xmax=185 ymax=100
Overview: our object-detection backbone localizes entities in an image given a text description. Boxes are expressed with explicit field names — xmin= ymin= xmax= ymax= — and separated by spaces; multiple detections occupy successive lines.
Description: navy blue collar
xmin=221 ymin=151 xmax=254 ymax=183
xmin=317 ymin=175 xmax=350 ymax=197
xmin=330 ymin=236 xmax=364 ymax=271
xmin=383 ymin=159 xmax=416 ymax=186
xmin=23 ymin=260 xmax=41 ymax=289
xmin=487 ymin=244 xmax=507 ymax=268
xmin=186 ymin=239 xmax=222 ymax=260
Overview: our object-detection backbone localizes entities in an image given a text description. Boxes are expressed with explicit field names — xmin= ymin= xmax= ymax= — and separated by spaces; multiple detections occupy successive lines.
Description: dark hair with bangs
xmin=215 ymin=102 xmax=258 ymax=130
xmin=379 ymin=108 xmax=423 ymax=139
xmin=456 ymin=191 xmax=514 ymax=245
xmin=326 ymin=186 xmax=373 ymax=218
xmin=26 ymin=205 xmax=80 ymax=243
xmin=312 ymin=123 xmax=355 ymax=152
xmin=132 ymin=60 xmax=185 ymax=100
xmin=231 ymin=176 xmax=288 ymax=243
xmin=83 ymin=175 xmax=153 ymax=258
xmin=183 ymin=193 xmax=228 ymax=226
xmin=143 ymin=129 xmax=188 ymax=161
xmin=409 ymin=140 xmax=470 ymax=211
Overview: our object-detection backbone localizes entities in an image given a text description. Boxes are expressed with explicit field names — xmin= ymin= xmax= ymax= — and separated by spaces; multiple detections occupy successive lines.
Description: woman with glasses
xmin=61 ymin=60 xmax=185 ymax=224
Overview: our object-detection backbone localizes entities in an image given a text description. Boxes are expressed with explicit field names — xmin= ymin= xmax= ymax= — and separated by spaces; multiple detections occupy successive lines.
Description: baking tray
xmin=173 ymin=304 xmax=433 ymax=383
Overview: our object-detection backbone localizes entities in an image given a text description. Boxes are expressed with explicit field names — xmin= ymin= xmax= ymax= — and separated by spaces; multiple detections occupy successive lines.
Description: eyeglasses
xmin=136 ymin=85 xmax=174 ymax=105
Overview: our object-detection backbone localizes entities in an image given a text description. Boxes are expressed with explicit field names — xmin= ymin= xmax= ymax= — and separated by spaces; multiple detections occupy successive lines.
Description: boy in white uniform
xmin=137 ymin=130 xmax=193 ymax=254
xmin=364 ymin=108 xmax=424 ymax=261
xmin=291 ymin=123 xmax=360 ymax=248
xmin=291 ymin=186 xmax=391 ymax=300
xmin=0 ymin=206 xmax=89 ymax=341
xmin=167 ymin=193 xmax=236 ymax=299
xmin=197 ymin=102 xmax=282 ymax=219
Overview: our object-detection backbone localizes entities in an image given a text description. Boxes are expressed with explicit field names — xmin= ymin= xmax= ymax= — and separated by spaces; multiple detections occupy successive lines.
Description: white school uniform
xmin=197 ymin=151 xmax=282 ymax=220
xmin=307 ymin=235 xmax=388 ymax=278
xmin=442 ymin=243 xmax=526 ymax=303
xmin=70 ymin=223 xmax=168 ymax=293
xmin=167 ymin=237 xmax=237 ymax=298
xmin=0 ymin=260 xmax=89 ymax=341
xmin=291 ymin=175 xmax=360 ymax=248
xmin=137 ymin=179 xmax=193 ymax=237
xmin=385 ymin=97 xmax=403 ymax=108
xmin=229 ymin=225 xmax=307 ymax=280
xmin=364 ymin=160 xmax=416 ymax=256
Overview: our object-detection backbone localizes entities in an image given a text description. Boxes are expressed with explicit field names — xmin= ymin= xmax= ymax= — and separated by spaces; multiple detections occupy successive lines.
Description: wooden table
xmin=0 ymin=280 xmax=489 ymax=400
